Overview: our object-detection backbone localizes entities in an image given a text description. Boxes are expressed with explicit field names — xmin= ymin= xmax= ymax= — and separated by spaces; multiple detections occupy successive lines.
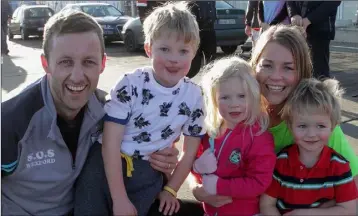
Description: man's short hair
xmin=42 ymin=11 xmax=105 ymax=59
xmin=143 ymin=2 xmax=200 ymax=51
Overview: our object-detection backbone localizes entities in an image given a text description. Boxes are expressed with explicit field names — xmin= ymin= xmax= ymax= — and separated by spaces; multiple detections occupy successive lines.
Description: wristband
xmin=163 ymin=186 xmax=177 ymax=198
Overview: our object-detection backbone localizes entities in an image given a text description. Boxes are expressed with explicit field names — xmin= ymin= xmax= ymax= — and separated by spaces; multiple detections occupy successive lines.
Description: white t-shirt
xmin=99 ymin=67 xmax=206 ymax=159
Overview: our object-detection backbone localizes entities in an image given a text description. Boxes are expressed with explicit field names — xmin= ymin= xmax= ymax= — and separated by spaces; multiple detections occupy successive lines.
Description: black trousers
xmin=307 ymin=38 xmax=331 ymax=79
xmin=1 ymin=22 xmax=9 ymax=54
xmin=74 ymin=143 xmax=204 ymax=216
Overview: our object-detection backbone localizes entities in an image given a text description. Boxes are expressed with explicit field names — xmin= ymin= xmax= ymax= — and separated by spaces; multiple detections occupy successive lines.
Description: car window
xmin=25 ymin=8 xmax=54 ymax=18
xmin=215 ymin=1 xmax=234 ymax=9
xmin=81 ymin=5 xmax=123 ymax=17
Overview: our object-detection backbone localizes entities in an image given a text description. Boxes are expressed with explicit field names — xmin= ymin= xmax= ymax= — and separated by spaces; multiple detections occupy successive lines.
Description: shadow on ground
xmin=1 ymin=55 xmax=27 ymax=93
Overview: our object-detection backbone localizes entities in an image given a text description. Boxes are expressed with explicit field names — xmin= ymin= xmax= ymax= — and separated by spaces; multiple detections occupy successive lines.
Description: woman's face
xmin=256 ymin=42 xmax=299 ymax=106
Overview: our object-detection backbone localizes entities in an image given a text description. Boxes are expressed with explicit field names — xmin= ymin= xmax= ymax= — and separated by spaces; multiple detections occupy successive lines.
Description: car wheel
xmin=8 ymin=28 xmax=14 ymax=40
xmin=21 ymin=28 xmax=29 ymax=40
xmin=124 ymin=30 xmax=138 ymax=52
xmin=221 ymin=46 xmax=238 ymax=55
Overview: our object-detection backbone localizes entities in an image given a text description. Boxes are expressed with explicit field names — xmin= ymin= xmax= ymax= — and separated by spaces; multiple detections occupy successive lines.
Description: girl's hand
xmin=192 ymin=185 xmax=232 ymax=207
xmin=113 ymin=196 xmax=137 ymax=216
xmin=202 ymin=174 xmax=219 ymax=195
xmin=158 ymin=191 xmax=180 ymax=216
xmin=193 ymin=149 xmax=217 ymax=174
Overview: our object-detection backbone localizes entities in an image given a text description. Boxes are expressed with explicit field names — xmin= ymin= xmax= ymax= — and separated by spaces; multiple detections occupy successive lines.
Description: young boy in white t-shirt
xmin=100 ymin=2 xmax=206 ymax=216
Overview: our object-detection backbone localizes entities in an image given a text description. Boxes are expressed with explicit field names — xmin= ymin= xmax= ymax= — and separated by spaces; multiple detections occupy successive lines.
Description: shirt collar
xmin=289 ymin=144 xmax=331 ymax=169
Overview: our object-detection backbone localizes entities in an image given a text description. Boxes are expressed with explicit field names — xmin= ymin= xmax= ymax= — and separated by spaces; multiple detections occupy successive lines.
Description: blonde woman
xmin=192 ymin=56 xmax=276 ymax=216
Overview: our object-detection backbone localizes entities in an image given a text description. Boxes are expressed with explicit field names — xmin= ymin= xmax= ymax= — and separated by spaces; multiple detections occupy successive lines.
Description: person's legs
xmin=308 ymin=38 xmax=331 ymax=79
xmin=148 ymin=198 xmax=204 ymax=216
xmin=1 ymin=23 xmax=9 ymax=54
xmin=74 ymin=143 xmax=112 ymax=215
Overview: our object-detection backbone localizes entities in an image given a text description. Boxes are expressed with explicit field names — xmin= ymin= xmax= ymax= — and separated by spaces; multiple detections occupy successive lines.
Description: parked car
xmin=8 ymin=5 xmax=54 ymax=40
xmin=122 ymin=1 xmax=247 ymax=54
xmin=60 ymin=3 xmax=131 ymax=43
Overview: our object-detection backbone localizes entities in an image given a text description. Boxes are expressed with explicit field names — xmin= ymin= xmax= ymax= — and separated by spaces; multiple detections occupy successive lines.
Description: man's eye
xmin=59 ymin=60 xmax=72 ymax=65
xmin=84 ymin=60 xmax=96 ymax=65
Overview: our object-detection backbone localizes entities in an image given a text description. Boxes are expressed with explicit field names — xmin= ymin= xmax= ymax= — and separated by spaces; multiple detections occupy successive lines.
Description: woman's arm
xmin=260 ymin=194 xmax=281 ymax=216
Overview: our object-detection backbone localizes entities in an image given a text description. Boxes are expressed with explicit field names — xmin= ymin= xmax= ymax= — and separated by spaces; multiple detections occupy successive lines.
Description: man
xmin=1 ymin=11 xmax=178 ymax=215
xmin=287 ymin=1 xmax=341 ymax=79
xmin=187 ymin=1 xmax=217 ymax=78
xmin=1 ymin=0 xmax=12 ymax=55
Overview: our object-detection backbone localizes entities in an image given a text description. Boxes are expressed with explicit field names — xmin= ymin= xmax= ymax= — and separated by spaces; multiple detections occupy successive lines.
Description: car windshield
xmin=81 ymin=5 xmax=123 ymax=17
xmin=216 ymin=1 xmax=234 ymax=9
xmin=25 ymin=8 xmax=53 ymax=18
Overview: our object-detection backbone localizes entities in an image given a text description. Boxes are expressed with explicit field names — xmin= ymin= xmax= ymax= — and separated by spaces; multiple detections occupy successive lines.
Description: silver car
xmin=122 ymin=1 xmax=247 ymax=54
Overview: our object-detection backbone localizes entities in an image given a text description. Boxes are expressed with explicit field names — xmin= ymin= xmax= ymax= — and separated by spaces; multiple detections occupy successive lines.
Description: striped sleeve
xmin=332 ymin=153 xmax=358 ymax=202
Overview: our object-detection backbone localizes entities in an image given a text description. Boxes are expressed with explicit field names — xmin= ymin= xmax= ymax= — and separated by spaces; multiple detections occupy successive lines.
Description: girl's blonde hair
xmin=201 ymin=56 xmax=269 ymax=137
xmin=281 ymin=78 xmax=344 ymax=127
xmin=250 ymin=25 xmax=312 ymax=81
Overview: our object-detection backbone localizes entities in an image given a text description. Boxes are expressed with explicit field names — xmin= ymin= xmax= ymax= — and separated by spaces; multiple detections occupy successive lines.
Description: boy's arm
xmin=102 ymin=121 xmax=128 ymax=201
xmin=166 ymin=136 xmax=201 ymax=192
xmin=260 ymin=194 xmax=281 ymax=216
xmin=285 ymin=200 xmax=356 ymax=216
xmin=216 ymin=132 xmax=276 ymax=198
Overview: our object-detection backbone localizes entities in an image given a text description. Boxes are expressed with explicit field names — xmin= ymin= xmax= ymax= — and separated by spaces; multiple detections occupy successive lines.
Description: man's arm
xmin=305 ymin=1 xmax=341 ymax=25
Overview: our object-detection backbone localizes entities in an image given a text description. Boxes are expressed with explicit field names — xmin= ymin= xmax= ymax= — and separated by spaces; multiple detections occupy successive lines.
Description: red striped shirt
xmin=265 ymin=144 xmax=357 ymax=214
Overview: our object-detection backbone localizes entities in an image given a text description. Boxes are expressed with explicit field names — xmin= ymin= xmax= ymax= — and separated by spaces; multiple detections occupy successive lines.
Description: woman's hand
xmin=149 ymin=147 xmax=179 ymax=174
xmin=192 ymin=185 xmax=232 ymax=208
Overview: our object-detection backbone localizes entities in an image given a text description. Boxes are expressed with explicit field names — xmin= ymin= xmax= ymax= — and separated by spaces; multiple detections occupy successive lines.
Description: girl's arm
xmin=260 ymin=194 xmax=281 ymax=216
xmin=165 ymin=136 xmax=200 ymax=192
xmin=216 ymin=132 xmax=276 ymax=198
xmin=102 ymin=121 xmax=127 ymax=202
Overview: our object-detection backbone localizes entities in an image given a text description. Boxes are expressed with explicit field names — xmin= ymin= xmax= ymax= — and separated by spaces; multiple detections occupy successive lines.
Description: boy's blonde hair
xmin=201 ymin=56 xmax=269 ymax=137
xmin=143 ymin=1 xmax=200 ymax=51
xmin=282 ymin=78 xmax=344 ymax=128
xmin=250 ymin=25 xmax=312 ymax=81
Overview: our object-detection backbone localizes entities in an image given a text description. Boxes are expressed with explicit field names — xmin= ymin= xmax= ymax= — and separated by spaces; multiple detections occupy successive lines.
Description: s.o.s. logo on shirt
xmin=26 ymin=149 xmax=55 ymax=168
xmin=229 ymin=148 xmax=241 ymax=165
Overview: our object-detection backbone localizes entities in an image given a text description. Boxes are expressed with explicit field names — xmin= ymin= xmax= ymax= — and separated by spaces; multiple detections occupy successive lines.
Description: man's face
xmin=41 ymin=32 xmax=105 ymax=119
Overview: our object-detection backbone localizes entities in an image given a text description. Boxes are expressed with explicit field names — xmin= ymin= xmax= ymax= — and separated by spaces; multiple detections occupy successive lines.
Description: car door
xmin=9 ymin=7 xmax=20 ymax=34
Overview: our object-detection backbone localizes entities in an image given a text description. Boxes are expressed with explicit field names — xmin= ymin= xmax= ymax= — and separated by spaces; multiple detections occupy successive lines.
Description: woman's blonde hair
xmin=281 ymin=78 xmax=344 ymax=127
xmin=143 ymin=1 xmax=200 ymax=51
xmin=201 ymin=56 xmax=269 ymax=137
xmin=250 ymin=25 xmax=312 ymax=81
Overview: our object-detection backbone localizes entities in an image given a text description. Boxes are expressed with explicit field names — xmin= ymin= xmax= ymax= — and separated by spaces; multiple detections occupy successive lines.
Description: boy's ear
xmin=144 ymin=43 xmax=152 ymax=58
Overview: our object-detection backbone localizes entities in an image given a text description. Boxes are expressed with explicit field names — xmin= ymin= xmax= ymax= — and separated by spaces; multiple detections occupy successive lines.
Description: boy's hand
xmin=113 ymin=197 xmax=137 ymax=216
xmin=193 ymin=149 xmax=217 ymax=174
xmin=158 ymin=191 xmax=180 ymax=216
xmin=202 ymin=174 xmax=219 ymax=195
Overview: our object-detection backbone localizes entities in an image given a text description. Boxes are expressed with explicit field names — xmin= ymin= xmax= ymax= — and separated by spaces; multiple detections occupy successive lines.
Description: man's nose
xmin=69 ymin=63 xmax=85 ymax=81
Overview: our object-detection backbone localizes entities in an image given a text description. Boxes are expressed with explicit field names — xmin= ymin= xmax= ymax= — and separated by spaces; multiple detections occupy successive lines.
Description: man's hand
xmin=245 ymin=25 xmax=252 ymax=36
xmin=193 ymin=149 xmax=217 ymax=174
xmin=193 ymin=185 xmax=232 ymax=208
xmin=291 ymin=15 xmax=303 ymax=26
xmin=149 ymin=147 xmax=179 ymax=174
xmin=202 ymin=174 xmax=219 ymax=195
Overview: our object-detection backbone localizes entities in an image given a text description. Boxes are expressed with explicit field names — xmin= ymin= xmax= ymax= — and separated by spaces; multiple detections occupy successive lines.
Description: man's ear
xmin=41 ymin=54 xmax=50 ymax=74
xmin=100 ymin=54 xmax=107 ymax=74
xmin=144 ymin=43 xmax=152 ymax=58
